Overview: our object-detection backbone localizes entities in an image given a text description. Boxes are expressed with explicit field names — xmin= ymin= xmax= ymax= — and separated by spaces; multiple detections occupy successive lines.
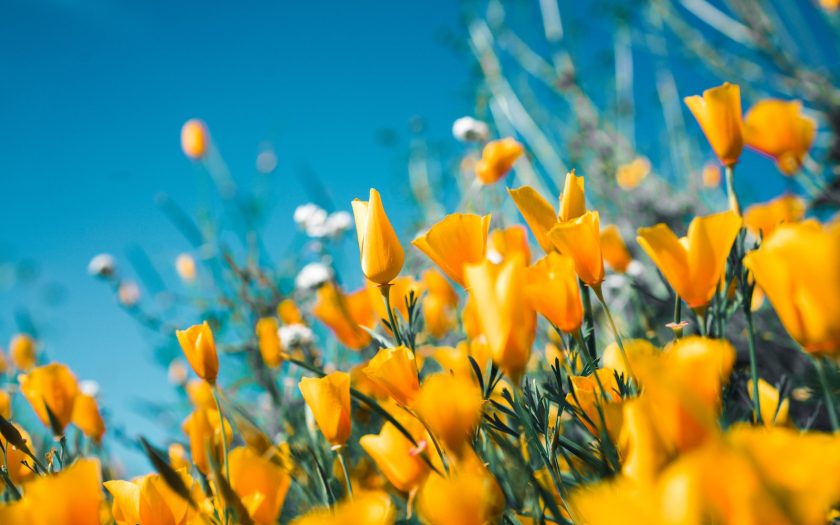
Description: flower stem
xmin=592 ymin=285 xmax=635 ymax=381
xmin=212 ymin=386 xmax=231 ymax=525
xmin=744 ymin=308 xmax=762 ymax=425
xmin=379 ymin=284 xmax=403 ymax=346
xmin=815 ymin=358 xmax=839 ymax=433
xmin=672 ymin=293 xmax=683 ymax=339
xmin=579 ymin=280 xmax=597 ymax=361
xmin=724 ymin=164 xmax=741 ymax=216
xmin=335 ymin=446 xmax=354 ymax=499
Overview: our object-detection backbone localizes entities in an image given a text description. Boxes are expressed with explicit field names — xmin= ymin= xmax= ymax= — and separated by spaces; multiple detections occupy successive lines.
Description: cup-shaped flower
xmin=176 ymin=321 xmax=219 ymax=385
xmin=19 ymin=362 xmax=79 ymax=433
xmin=71 ymin=393 xmax=106 ymax=443
xmin=684 ymin=82 xmax=744 ymax=166
xmin=106 ymin=470 xmax=196 ymax=525
xmin=352 ymin=188 xmax=405 ymax=285
xmin=256 ymin=317 xmax=284 ymax=368
xmin=414 ymin=373 xmax=483 ymax=453
xmin=743 ymin=222 xmax=840 ymax=354
xmin=743 ymin=193 xmax=805 ymax=239
xmin=525 ymin=253 xmax=583 ymax=334
xmin=748 ymin=378 xmax=789 ymax=427
xmin=12 ymin=458 xmax=103 ymax=525
xmin=637 ymin=210 xmax=742 ymax=309
xmin=463 ymin=257 xmax=535 ymax=379
xmin=548 ymin=210 xmax=605 ymax=287
xmin=487 ymin=225 xmax=531 ymax=265
xmin=181 ymin=118 xmax=209 ymax=160
xmin=312 ymin=283 xmax=375 ymax=350
xmin=508 ymin=185 xmax=557 ymax=253
xmin=363 ymin=346 xmax=420 ymax=406
xmin=299 ymin=371 xmax=352 ymax=446
xmin=182 ymin=407 xmax=232 ymax=474
xmin=559 ymin=170 xmax=586 ymax=222
xmin=9 ymin=334 xmax=36 ymax=371
xmin=229 ymin=446 xmax=292 ymax=525
xmin=360 ymin=420 xmax=429 ymax=492
xmin=474 ymin=137 xmax=524 ymax=184
xmin=600 ymin=225 xmax=632 ymax=273
xmin=412 ymin=213 xmax=491 ymax=288
xmin=744 ymin=99 xmax=816 ymax=175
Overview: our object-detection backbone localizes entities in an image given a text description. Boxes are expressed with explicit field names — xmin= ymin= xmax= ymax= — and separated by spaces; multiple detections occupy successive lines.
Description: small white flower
xmin=294 ymin=203 xmax=327 ymax=231
xmin=279 ymin=323 xmax=314 ymax=347
xmin=626 ymin=260 xmax=644 ymax=278
xmin=325 ymin=211 xmax=353 ymax=236
xmin=295 ymin=262 xmax=333 ymax=290
xmin=452 ymin=116 xmax=490 ymax=142
xmin=118 ymin=281 xmax=141 ymax=307
xmin=168 ymin=359 xmax=189 ymax=386
xmin=79 ymin=380 xmax=100 ymax=397
xmin=88 ymin=253 xmax=116 ymax=277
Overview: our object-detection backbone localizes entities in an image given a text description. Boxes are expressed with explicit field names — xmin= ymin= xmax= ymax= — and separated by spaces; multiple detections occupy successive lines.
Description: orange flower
xmin=558 ymin=170 xmax=586 ymax=222
xmin=175 ymin=321 xmax=219 ymax=385
xmin=368 ymin=275 xmax=422 ymax=326
xmin=684 ymin=82 xmax=744 ymax=166
xmin=0 ymin=423 xmax=34 ymax=485
xmin=507 ymin=186 xmax=557 ymax=253
xmin=743 ymin=194 xmax=805 ymax=239
xmin=229 ymin=446 xmax=292 ymax=525
xmin=702 ymin=162 xmax=721 ymax=188
xmin=181 ymin=118 xmax=209 ymax=160
xmin=299 ymin=372 xmax=352 ymax=446
xmin=474 ymin=138 xmax=524 ymax=184
xmin=744 ymin=99 xmax=816 ymax=175
xmin=312 ymin=283 xmax=375 ymax=350
xmin=19 ymin=362 xmax=79 ymax=433
xmin=71 ymin=393 xmax=106 ymax=443
xmin=525 ymin=253 xmax=583 ymax=334
xmin=487 ymin=225 xmax=531 ymax=265
xmin=363 ymin=346 xmax=420 ymax=406
xmin=548 ymin=210 xmax=605 ymax=287
xmin=9 ymin=334 xmax=36 ymax=371
xmin=256 ymin=317 xmax=284 ymax=368
xmin=16 ymin=458 xmax=103 ymax=525
xmin=422 ymin=269 xmax=458 ymax=339
xmin=360 ymin=419 xmax=430 ymax=492
xmin=600 ymin=225 xmax=632 ymax=273
xmin=637 ymin=210 xmax=742 ymax=309
xmin=352 ymin=188 xmax=405 ymax=285
xmin=615 ymin=157 xmax=650 ymax=190
xmin=182 ymin=407 xmax=232 ymax=474
xmin=277 ymin=299 xmax=304 ymax=325
xmin=414 ymin=373 xmax=484 ymax=452
xmin=412 ymin=213 xmax=491 ymax=288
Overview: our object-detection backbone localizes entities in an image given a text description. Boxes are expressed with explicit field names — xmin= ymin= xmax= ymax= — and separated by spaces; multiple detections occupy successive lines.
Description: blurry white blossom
xmin=88 ymin=253 xmax=116 ymax=278
xmin=452 ymin=116 xmax=490 ymax=142
xmin=294 ymin=204 xmax=327 ymax=228
xmin=295 ymin=262 xmax=333 ymax=290
xmin=279 ymin=323 xmax=314 ymax=347
xmin=118 ymin=281 xmax=141 ymax=307
xmin=325 ymin=211 xmax=353 ymax=236
xmin=168 ymin=359 xmax=189 ymax=386
xmin=79 ymin=380 xmax=100 ymax=397
xmin=294 ymin=203 xmax=353 ymax=238
xmin=626 ymin=260 xmax=644 ymax=278
xmin=256 ymin=144 xmax=278 ymax=174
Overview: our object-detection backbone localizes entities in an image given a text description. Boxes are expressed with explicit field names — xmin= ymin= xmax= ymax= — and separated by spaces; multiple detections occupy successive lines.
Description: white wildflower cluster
xmin=452 ymin=116 xmax=490 ymax=142
xmin=295 ymin=262 xmax=333 ymax=290
xmin=279 ymin=323 xmax=314 ymax=348
xmin=87 ymin=253 xmax=116 ymax=278
xmin=293 ymin=203 xmax=353 ymax=238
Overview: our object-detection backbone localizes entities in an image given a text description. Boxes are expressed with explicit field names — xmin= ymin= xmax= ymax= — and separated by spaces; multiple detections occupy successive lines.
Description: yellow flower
xmin=525 ymin=253 xmax=583 ymax=334
xmin=0 ymin=423 xmax=34 ymax=485
xmin=9 ymin=334 xmax=36 ymax=371
xmin=744 ymin=99 xmax=816 ymax=175
xmin=229 ymin=446 xmax=292 ymax=525
xmin=637 ymin=210 xmax=742 ymax=309
xmin=19 ymin=362 xmax=79 ymax=433
xmin=105 ymin=470 xmax=196 ymax=525
xmin=747 ymin=378 xmax=789 ymax=427
xmin=487 ymin=225 xmax=531 ymax=265
xmin=600 ymin=225 xmax=632 ymax=273
xmin=0 ymin=390 xmax=9 ymax=420
xmin=299 ymin=372 xmax=352 ymax=446
xmin=565 ymin=368 xmax=624 ymax=442
xmin=174 ymin=253 xmax=197 ymax=283
xmin=363 ymin=346 xmax=420 ymax=406
xmin=743 ymin=222 xmax=840 ymax=354
xmin=13 ymin=458 xmax=103 ymax=525
xmin=367 ymin=275 xmax=422 ymax=328
xmin=413 ymin=373 xmax=483 ymax=452
xmin=743 ymin=193 xmax=805 ymax=239
xmin=822 ymin=0 xmax=840 ymax=10
xmin=463 ymin=257 xmax=535 ymax=379
xmin=181 ymin=118 xmax=209 ymax=160
xmin=360 ymin=420 xmax=429 ymax=492
xmin=71 ymin=393 xmax=106 ymax=443
xmin=559 ymin=170 xmax=586 ymax=222
xmin=422 ymin=270 xmax=458 ymax=339
xmin=684 ymin=82 xmax=744 ymax=166
xmin=412 ymin=213 xmax=491 ymax=288
xmin=186 ymin=378 xmax=215 ymax=409
xmin=352 ymin=188 xmax=405 ymax=285
xmin=290 ymin=490 xmax=396 ymax=525
xmin=277 ymin=298 xmax=304 ymax=325
xmin=615 ymin=157 xmax=650 ymax=190
xmin=256 ymin=317 xmax=284 ymax=368
xmin=182 ymin=407 xmax=232 ymax=474
xmin=312 ymin=283 xmax=375 ymax=350
xmin=422 ymin=269 xmax=458 ymax=308
xmin=474 ymin=137 xmax=524 ymax=184
xmin=548 ymin=210 xmax=605 ymax=287
xmin=702 ymin=161 xmax=721 ymax=187
xmin=508 ymin=186 xmax=557 ymax=253
xmin=602 ymin=339 xmax=657 ymax=378
xmin=618 ymin=399 xmax=670 ymax=483
xmin=168 ymin=443 xmax=191 ymax=470
xmin=176 ymin=321 xmax=219 ymax=385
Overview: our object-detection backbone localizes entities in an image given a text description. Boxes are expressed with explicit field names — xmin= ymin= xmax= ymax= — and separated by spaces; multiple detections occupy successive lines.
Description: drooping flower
xmin=299 ymin=372 xmax=352 ymax=446
xmin=474 ymin=138 xmax=524 ymax=184
xmin=684 ymin=82 xmax=744 ymax=166
xmin=525 ymin=252 xmax=583 ymax=334
xmin=352 ymin=188 xmax=405 ymax=285
xmin=412 ymin=213 xmax=491 ymax=288
xmin=744 ymin=99 xmax=816 ymax=175
xmin=19 ymin=362 xmax=79 ymax=433
xmin=176 ymin=321 xmax=219 ymax=385
xmin=637 ymin=210 xmax=742 ymax=309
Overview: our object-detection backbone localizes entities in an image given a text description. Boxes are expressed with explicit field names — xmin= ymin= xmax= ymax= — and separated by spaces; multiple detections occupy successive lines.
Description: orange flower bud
xmin=684 ymin=82 xmax=744 ymax=166
xmin=352 ymin=188 xmax=405 ymax=285
xmin=474 ymin=138 xmax=524 ymax=184
xmin=176 ymin=321 xmax=219 ymax=385
xmin=363 ymin=346 xmax=420 ymax=406
xmin=19 ymin=362 xmax=79 ymax=433
xmin=744 ymin=99 xmax=815 ymax=175
xmin=256 ymin=317 xmax=284 ymax=369
xmin=299 ymin=372 xmax=352 ymax=446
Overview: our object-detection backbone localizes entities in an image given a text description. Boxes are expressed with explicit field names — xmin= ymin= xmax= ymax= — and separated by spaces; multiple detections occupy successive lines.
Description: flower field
xmin=2 ymin=1 xmax=840 ymax=524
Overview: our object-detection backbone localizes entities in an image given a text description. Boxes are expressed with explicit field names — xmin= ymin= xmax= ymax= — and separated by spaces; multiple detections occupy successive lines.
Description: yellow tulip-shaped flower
xmin=228 ymin=446 xmax=292 ymax=525
xmin=743 ymin=193 xmax=806 ymax=239
xmin=363 ymin=346 xmax=420 ymax=406
xmin=558 ymin=170 xmax=586 ymax=222
xmin=748 ymin=378 xmax=789 ymax=427
xmin=744 ymin=99 xmax=816 ymax=175
xmin=463 ymin=257 xmax=535 ymax=379
xmin=19 ymin=362 xmax=79 ymax=433
xmin=9 ymin=334 xmax=36 ymax=371
xmin=508 ymin=186 xmax=557 ymax=253
xmin=474 ymin=137 xmax=524 ymax=185
xmin=744 ymin=222 xmax=840 ymax=354
xmin=256 ymin=317 xmax=284 ymax=368
xmin=414 ymin=373 xmax=483 ymax=453
xmin=600 ymin=225 xmax=633 ymax=273
xmin=487 ymin=225 xmax=531 ymax=265
xmin=176 ymin=321 xmax=219 ymax=385
xmin=684 ymin=82 xmax=744 ymax=166
xmin=352 ymin=188 xmax=405 ymax=285
xmin=299 ymin=371 xmax=352 ymax=446
xmin=71 ymin=393 xmax=106 ymax=443
xmin=312 ymin=282 xmax=375 ymax=350
xmin=548 ymin=210 xmax=605 ymax=287
xmin=182 ymin=407 xmax=232 ymax=474
xmin=181 ymin=118 xmax=209 ymax=160
xmin=106 ymin=471 xmax=196 ymax=525
xmin=637 ymin=210 xmax=742 ymax=309
xmin=412 ymin=213 xmax=491 ymax=288
xmin=16 ymin=458 xmax=103 ymax=525
xmin=525 ymin=253 xmax=583 ymax=334
xmin=360 ymin=420 xmax=429 ymax=492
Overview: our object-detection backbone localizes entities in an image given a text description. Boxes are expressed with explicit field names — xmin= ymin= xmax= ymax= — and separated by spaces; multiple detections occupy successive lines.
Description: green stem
xmin=724 ymin=164 xmax=741 ymax=216
xmin=380 ymin=285 xmax=403 ymax=346
xmin=335 ymin=446 xmax=354 ymax=499
xmin=695 ymin=308 xmax=707 ymax=337
xmin=815 ymin=358 xmax=839 ymax=433
xmin=592 ymin=285 xmax=635 ymax=381
xmin=744 ymin=308 xmax=762 ymax=425
xmin=672 ymin=293 xmax=683 ymax=339
xmin=579 ymin=280 xmax=597 ymax=361
xmin=212 ymin=386 xmax=231 ymax=525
